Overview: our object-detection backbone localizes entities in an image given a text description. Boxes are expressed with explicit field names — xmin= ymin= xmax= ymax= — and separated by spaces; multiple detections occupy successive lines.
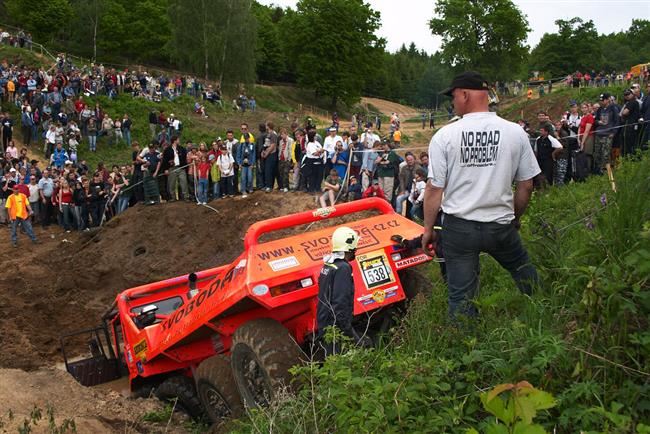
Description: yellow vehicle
xmin=630 ymin=63 xmax=650 ymax=77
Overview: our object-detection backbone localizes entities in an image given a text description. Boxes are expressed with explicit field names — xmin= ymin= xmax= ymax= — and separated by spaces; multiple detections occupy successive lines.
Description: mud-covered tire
xmin=196 ymin=355 xmax=244 ymax=424
xmin=155 ymin=376 xmax=205 ymax=420
xmin=399 ymin=266 xmax=433 ymax=300
xmin=230 ymin=318 xmax=303 ymax=409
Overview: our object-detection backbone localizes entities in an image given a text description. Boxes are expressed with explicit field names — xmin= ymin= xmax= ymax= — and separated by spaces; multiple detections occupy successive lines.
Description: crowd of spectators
xmin=518 ymin=82 xmax=650 ymax=188
xmin=2 ymin=27 xmax=650 ymax=241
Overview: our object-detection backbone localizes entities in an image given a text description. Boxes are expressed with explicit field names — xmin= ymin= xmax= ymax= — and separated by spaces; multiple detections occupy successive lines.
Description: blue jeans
xmin=240 ymin=166 xmax=253 ymax=193
xmin=10 ymin=218 xmax=37 ymax=244
xmin=88 ymin=134 xmax=97 ymax=151
xmin=395 ymin=192 xmax=409 ymax=214
xmin=212 ymin=180 xmax=220 ymax=199
xmin=123 ymin=129 xmax=131 ymax=147
xmin=441 ymin=214 xmax=539 ymax=320
xmin=117 ymin=196 xmax=130 ymax=213
xmin=198 ymin=178 xmax=208 ymax=203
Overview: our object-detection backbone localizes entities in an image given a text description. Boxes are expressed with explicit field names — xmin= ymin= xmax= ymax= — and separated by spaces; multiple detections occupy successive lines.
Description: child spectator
xmin=347 ymin=176 xmax=362 ymax=201
xmin=319 ymin=169 xmax=341 ymax=208
xmin=197 ymin=155 xmax=211 ymax=205
xmin=216 ymin=144 xmax=234 ymax=197
xmin=362 ymin=179 xmax=386 ymax=200
xmin=408 ymin=168 xmax=427 ymax=220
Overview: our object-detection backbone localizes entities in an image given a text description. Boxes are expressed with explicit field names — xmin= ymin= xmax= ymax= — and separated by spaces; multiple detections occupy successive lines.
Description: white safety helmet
xmin=331 ymin=226 xmax=360 ymax=253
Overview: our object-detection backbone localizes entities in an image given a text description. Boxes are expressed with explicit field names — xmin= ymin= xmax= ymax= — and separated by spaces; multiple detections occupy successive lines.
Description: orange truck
xmin=61 ymin=198 xmax=433 ymax=424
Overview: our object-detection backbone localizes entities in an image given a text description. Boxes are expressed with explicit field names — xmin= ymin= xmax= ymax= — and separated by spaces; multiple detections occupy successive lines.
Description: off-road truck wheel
xmin=155 ymin=375 xmax=205 ymax=420
xmin=398 ymin=266 xmax=433 ymax=301
xmin=230 ymin=318 xmax=303 ymax=409
xmin=196 ymin=355 xmax=244 ymax=423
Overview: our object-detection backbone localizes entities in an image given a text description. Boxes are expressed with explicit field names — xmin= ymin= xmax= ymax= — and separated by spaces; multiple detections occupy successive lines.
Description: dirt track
xmin=0 ymin=192 xmax=319 ymax=371
xmin=0 ymin=191 xmax=326 ymax=431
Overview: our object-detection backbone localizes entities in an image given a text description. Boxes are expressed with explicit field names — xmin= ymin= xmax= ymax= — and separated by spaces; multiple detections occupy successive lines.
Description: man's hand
xmin=512 ymin=218 xmax=521 ymax=231
xmin=421 ymin=228 xmax=437 ymax=257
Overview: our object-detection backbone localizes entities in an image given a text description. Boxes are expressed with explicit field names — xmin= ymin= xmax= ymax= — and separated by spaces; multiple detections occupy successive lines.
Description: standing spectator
xmin=72 ymin=179 xmax=89 ymax=230
xmin=593 ymin=93 xmax=617 ymax=175
xmin=217 ymin=144 xmax=235 ymax=197
xmin=148 ymin=110 xmax=157 ymax=139
xmin=323 ymin=127 xmax=342 ymax=177
xmin=535 ymin=125 xmax=563 ymax=186
xmin=58 ymin=180 xmax=74 ymax=231
xmin=38 ymin=169 xmax=55 ymax=227
xmin=27 ymin=175 xmax=40 ymax=223
xmin=87 ymin=118 xmax=98 ymax=152
xmin=331 ymin=140 xmax=349 ymax=181
xmin=89 ymin=172 xmax=107 ymax=226
xmin=255 ymin=123 xmax=266 ymax=190
xmin=620 ymin=89 xmax=640 ymax=156
xmin=122 ymin=114 xmax=132 ymax=147
xmin=302 ymin=130 xmax=324 ymax=193
xmin=640 ymin=82 xmax=650 ymax=150
xmin=429 ymin=111 xmax=435 ymax=129
xmin=421 ymin=112 xmax=427 ymax=129
xmin=422 ymin=71 xmax=540 ymax=320
xmin=224 ymin=130 xmax=239 ymax=194
xmin=348 ymin=134 xmax=363 ymax=183
xmin=578 ymin=102 xmax=595 ymax=172
xmin=236 ymin=133 xmax=255 ymax=197
xmin=162 ymin=136 xmax=189 ymax=201
xmin=261 ymin=122 xmax=278 ymax=192
xmin=2 ymin=112 xmax=13 ymax=150
xmin=277 ymin=128 xmax=294 ymax=192
xmin=140 ymin=141 xmax=161 ymax=205
xmin=374 ymin=141 xmax=399 ymax=203
xmin=115 ymin=166 xmax=132 ymax=213
xmin=21 ymin=107 xmax=33 ymax=146
xmin=6 ymin=184 xmax=39 ymax=247
xmin=196 ymin=154 xmax=211 ymax=205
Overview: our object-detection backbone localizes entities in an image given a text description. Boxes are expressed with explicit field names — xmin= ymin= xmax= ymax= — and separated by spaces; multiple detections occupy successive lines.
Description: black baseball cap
xmin=441 ymin=71 xmax=489 ymax=96
xmin=599 ymin=93 xmax=611 ymax=100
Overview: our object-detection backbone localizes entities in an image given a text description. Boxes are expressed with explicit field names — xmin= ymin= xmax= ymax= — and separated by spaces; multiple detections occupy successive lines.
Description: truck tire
xmin=195 ymin=355 xmax=243 ymax=424
xmin=230 ymin=318 xmax=303 ymax=409
xmin=155 ymin=375 xmax=205 ymax=420
xmin=398 ymin=267 xmax=433 ymax=300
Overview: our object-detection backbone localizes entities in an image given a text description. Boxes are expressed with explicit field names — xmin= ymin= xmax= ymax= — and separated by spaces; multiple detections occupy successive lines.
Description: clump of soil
xmin=0 ymin=192 xmax=316 ymax=370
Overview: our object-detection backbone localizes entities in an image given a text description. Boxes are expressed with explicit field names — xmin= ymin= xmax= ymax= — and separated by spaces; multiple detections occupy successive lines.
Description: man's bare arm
xmin=513 ymin=178 xmax=534 ymax=227
xmin=421 ymin=182 xmax=444 ymax=256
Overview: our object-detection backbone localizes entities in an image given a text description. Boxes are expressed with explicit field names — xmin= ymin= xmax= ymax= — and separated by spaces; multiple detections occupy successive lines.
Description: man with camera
xmin=236 ymin=132 xmax=256 ymax=197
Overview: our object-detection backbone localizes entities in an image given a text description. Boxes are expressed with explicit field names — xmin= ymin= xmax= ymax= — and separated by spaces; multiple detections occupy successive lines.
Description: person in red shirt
xmin=578 ymin=102 xmax=595 ymax=171
xmin=74 ymin=96 xmax=86 ymax=115
xmin=361 ymin=180 xmax=386 ymax=200
xmin=196 ymin=154 xmax=211 ymax=205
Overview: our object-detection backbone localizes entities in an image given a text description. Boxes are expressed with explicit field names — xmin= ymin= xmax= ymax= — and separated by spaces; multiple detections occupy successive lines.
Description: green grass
xmin=0 ymin=45 xmax=51 ymax=69
xmin=233 ymin=155 xmax=650 ymax=433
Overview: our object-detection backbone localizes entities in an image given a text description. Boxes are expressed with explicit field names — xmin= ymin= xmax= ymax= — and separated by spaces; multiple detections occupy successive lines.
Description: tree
xmin=429 ymin=0 xmax=529 ymax=80
xmin=284 ymin=0 xmax=383 ymax=106
xmin=529 ymin=18 xmax=601 ymax=77
xmin=5 ymin=0 xmax=74 ymax=42
xmin=169 ymin=0 xmax=256 ymax=84
xmin=252 ymin=2 xmax=287 ymax=82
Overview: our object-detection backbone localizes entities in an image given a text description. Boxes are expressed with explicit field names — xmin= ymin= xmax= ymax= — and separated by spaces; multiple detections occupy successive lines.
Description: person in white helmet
xmin=316 ymin=226 xmax=365 ymax=356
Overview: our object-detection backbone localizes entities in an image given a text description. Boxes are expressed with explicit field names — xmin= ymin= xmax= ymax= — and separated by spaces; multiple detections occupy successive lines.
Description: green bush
xmin=234 ymin=155 xmax=650 ymax=433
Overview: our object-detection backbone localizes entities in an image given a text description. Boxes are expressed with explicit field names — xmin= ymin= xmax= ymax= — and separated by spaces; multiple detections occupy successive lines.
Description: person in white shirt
xmin=216 ymin=145 xmax=235 ymax=197
xmin=422 ymin=71 xmax=541 ymax=321
xmin=408 ymin=167 xmax=427 ymax=220
xmin=323 ymin=127 xmax=342 ymax=175
xmin=301 ymin=131 xmax=324 ymax=193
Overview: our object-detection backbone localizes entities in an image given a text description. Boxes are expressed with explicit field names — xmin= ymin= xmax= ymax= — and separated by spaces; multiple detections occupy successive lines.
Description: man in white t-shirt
xmin=323 ymin=127 xmax=342 ymax=177
xmin=422 ymin=71 xmax=541 ymax=320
